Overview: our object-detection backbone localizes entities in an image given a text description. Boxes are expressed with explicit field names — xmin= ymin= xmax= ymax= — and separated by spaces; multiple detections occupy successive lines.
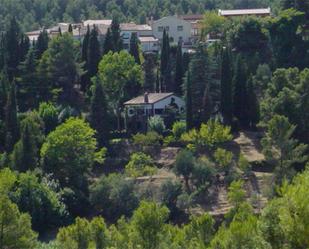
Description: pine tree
xmin=185 ymin=71 xmax=193 ymax=130
xmin=174 ymin=43 xmax=183 ymax=96
xmin=111 ymin=18 xmax=122 ymax=52
xmin=221 ymin=48 xmax=233 ymax=124
xmin=129 ymin=33 xmax=141 ymax=64
xmin=36 ymin=29 xmax=49 ymax=58
xmin=233 ymin=55 xmax=248 ymax=127
xmin=5 ymin=17 xmax=21 ymax=81
xmin=102 ymin=28 xmax=113 ymax=55
xmin=5 ymin=81 xmax=19 ymax=152
xmin=87 ymin=27 xmax=101 ymax=84
xmin=89 ymin=78 xmax=109 ymax=147
xmin=143 ymin=53 xmax=156 ymax=92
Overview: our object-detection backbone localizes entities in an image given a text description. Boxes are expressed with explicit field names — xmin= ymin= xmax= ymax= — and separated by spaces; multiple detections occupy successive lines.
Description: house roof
xmin=83 ymin=19 xmax=112 ymax=26
xmin=218 ymin=8 xmax=271 ymax=16
xmin=120 ymin=22 xmax=152 ymax=31
xmin=138 ymin=36 xmax=158 ymax=42
xmin=179 ymin=14 xmax=204 ymax=22
xmin=153 ymin=16 xmax=191 ymax=25
xmin=124 ymin=93 xmax=174 ymax=105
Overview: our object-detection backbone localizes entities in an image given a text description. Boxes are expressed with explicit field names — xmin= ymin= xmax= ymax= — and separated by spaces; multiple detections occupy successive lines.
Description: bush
xmin=148 ymin=116 xmax=166 ymax=134
xmin=133 ymin=131 xmax=162 ymax=147
xmin=125 ymin=152 xmax=157 ymax=178
xmin=192 ymin=157 xmax=215 ymax=190
xmin=175 ymin=149 xmax=195 ymax=191
xmin=214 ymin=148 xmax=233 ymax=173
xmin=172 ymin=121 xmax=186 ymax=139
xmin=90 ymin=173 xmax=139 ymax=220
xmin=160 ymin=180 xmax=182 ymax=216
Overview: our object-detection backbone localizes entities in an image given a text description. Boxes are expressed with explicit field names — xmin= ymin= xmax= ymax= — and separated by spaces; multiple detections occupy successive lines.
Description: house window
xmin=165 ymin=26 xmax=170 ymax=31
xmin=177 ymin=25 xmax=183 ymax=31
xmin=158 ymin=26 xmax=164 ymax=32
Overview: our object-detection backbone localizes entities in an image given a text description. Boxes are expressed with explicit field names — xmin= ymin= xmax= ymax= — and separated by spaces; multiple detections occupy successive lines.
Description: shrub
xmin=192 ymin=157 xmax=215 ymax=190
xmin=125 ymin=152 xmax=157 ymax=178
xmin=132 ymin=131 xmax=162 ymax=147
xmin=175 ymin=149 xmax=195 ymax=191
xmin=148 ymin=116 xmax=166 ymax=134
xmin=214 ymin=148 xmax=233 ymax=173
xmin=172 ymin=121 xmax=186 ymax=139
xmin=160 ymin=180 xmax=182 ymax=216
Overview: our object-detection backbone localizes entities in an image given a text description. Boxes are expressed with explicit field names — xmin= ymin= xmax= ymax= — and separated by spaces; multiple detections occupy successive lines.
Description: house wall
xmin=152 ymin=16 xmax=191 ymax=44
xmin=121 ymin=29 xmax=153 ymax=49
xmin=153 ymin=95 xmax=185 ymax=112
xmin=140 ymin=41 xmax=159 ymax=52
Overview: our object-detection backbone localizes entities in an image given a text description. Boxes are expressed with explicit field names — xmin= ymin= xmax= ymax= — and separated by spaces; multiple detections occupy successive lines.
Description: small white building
xmin=151 ymin=16 xmax=192 ymax=45
xmin=218 ymin=8 xmax=271 ymax=18
xmin=120 ymin=23 xmax=153 ymax=50
xmin=139 ymin=36 xmax=159 ymax=53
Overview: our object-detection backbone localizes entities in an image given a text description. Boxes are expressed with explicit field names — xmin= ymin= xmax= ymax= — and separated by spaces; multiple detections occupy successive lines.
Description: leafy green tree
xmin=90 ymin=173 xmax=139 ymax=220
xmin=214 ymin=148 xmax=233 ymax=173
xmin=131 ymin=201 xmax=169 ymax=249
xmin=0 ymin=194 xmax=38 ymax=249
xmin=97 ymin=51 xmax=142 ymax=130
xmin=175 ymin=149 xmax=195 ymax=191
xmin=228 ymin=180 xmax=246 ymax=208
xmin=125 ymin=152 xmax=156 ymax=177
xmin=174 ymin=43 xmax=183 ymax=96
xmin=41 ymin=118 xmax=104 ymax=194
xmin=38 ymin=102 xmax=58 ymax=134
xmin=89 ymin=78 xmax=109 ymax=147
xmin=4 ymin=81 xmax=19 ymax=152
xmin=261 ymin=115 xmax=308 ymax=183
xmin=220 ymin=47 xmax=233 ymax=124
xmin=129 ymin=33 xmax=140 ymax=64
xmin=90 ymin=217 xmax=110 ymax=249
xmin=201 ymin=11 xmax=225 ymax=39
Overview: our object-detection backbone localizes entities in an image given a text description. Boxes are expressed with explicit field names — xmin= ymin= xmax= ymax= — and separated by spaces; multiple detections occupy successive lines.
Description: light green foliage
xmin=228 ymin=180 xmax=246 ymax=208
xmin=148 ymin=116 xmax=166 ymax=135
xmin=201 ymin=11 xmax=226 ymax=38
xmin=90 ymin=173 xmax=139 ymax=219
xmin=132 ymin=131 xmax=162 ymax=147
xmin=238 ymin=154 xmax=251 ymax=174
xmin=0 ymin=195 xmax=38 ymax=249
xmin=181 ymin=119 xmax=232 ymax=150
xmin=261 ymin=115 xmax=308 ymax=182
xmin=214 ymin=148 xmax=233 ymax=172
xmin=41 ymin=118 xmax=103 ymax=191
xmin=172 ymin=121 xmax=186 ymax=140
xmin=125 ymin=152 xmax=156 ymax=178
xmin=38 ymin=102 xmax=58 ymax=134
xmin=175 ymin=149 xmax=195 ymax=190
xmin=131 ymin=201 xmax=169 ymax=249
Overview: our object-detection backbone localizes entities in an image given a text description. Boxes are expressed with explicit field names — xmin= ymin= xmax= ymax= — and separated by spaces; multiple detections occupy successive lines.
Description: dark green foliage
xmin=89 ymin=78 xmax=109 ymax=147
xmin=129 ymin=33 xmax=140 ymax=64
xmin=90 ymin=173 xmax=139 ymax=221
xmin=175 ymin=149 xmax=195 ymax=191
xmin=143 ymin=53 xmax=156 ymax=92
xmin=68 ymin=24 xmax=73 ymax=33
xmin=160 ymin=180 xmax=182 ymax=217
xmin=38 ymin=102 xmax=59 ymax=134
xmin=174 ymin=43 xmax=183 ymax=96
xmin=246 ymin=76 xmax=260 ymax=128
xmin=4 ymin=81 xmax=19 ymax=152
xmin=35 ymin=29 xmax=49 ymax=59
xmin=160 ymin=29 xmax=171 ymax=92
xmin=110 ymin=18 xmax=123 ymax=52
xmin=220 ymin=48 xmax=233 ymax=124
xmin=102 ymin=28 xmax=113 ymax=55
xmin=185 ymin=71 xmax=193 ymax=130
xmin=81 ymin=26 xmax=90 ymax=92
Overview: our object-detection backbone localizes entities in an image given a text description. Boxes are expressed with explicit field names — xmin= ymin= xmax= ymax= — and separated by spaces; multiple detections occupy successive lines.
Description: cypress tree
xmin=90 ymin=78 xmax=109 ymax=147
xmin=19 ymin=34 xmax=30 ymax=62
xmin=58 ymin=27 xmax=62 ymax=36
xmin=68 ymin=24 xmax=73 ymax=33
xmin=5 ymin=17 xmax=21 ymax=81
xmin=111 ymin=18 xmax=122 ymax=52
xmin=143 ymin=53 xmax=156 ymax=92
xmin=233 ymin=55 xmax=248 ymax=127
xmin=102 ymin=28 xmax=113 ymax=55
xmin=5 ymin=81 xmax=19 ymax=152
xmin=160 ymin=29 xmax=171 ymax=92
xmin=185 ymin=71 xmax=193 ymax=130
xmin=220 ymin=48 xmax=233 ymax=124
xmin=129 ymin=33 xmax=140 ymax=64
xmin=0 ymin=72 xmax=9 ymax=120
xmin=81 ymin=26 xmax=90 ymax=92
xmin=36 ymin=29 xmax=49 ymax=58
xmin=246 ymin=76 xmax=260 ymax=128
xmin=87 ymin=27 xmax=101 ymax=82
xmin=174 ymin=43 xmax=183 ymax=96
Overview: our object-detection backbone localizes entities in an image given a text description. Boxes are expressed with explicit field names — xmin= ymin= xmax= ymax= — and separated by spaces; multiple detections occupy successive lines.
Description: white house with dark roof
xmin=138 ymin=36 xmax=159 ymax=52
xmin=124 ymin=92 xmax=185 ymax=132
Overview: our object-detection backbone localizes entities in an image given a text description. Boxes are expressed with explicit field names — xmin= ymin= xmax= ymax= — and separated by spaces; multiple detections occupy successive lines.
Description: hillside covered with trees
xmin=0 ymin=0 xmax=309 ymax=248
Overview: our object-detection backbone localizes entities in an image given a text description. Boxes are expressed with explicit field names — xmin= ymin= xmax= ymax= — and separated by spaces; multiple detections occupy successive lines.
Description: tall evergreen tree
xmin=87 ymin=27 xmax=101 ymax=88
xmin=81 ymin=25 xmax=90 ymax=92
xmin=0 ymin=72 xmax=9 ymax=120
xmin=160 ymin=29 xmax=171 ymax=92
xmin=19 ymin=34 xmax=30 ymax=62
xmin=174 ymin=43 xmax=183 ymax=96
xmin=233 ymin=55 xmax=248 ymax=127
xmin=35 ymin=29 xmax=49 ymax=58
xmin=5 ymin=81 xmax=19 ymax=152
xmin=185 ymin=71 xmax=193 ymax=130
xmin=68 ymin=24 xmax=73 ymax=33
xmin=102 ymin=28 xmax=113 ymax=55
xmin=246 ymin=76 xmax=260 ymax=128
xmin=89 ymin=78 xmax=109 ymax=147
xmin=129 ymin=33 xmax=140 ymax=64
xmin=143 ymin=53 xmax=156 ymax=92
xmin=110 ymin=18 xmax=122 ymax=52
xmin=5 ymin=18 xmax=21 ymax=81
xmin=220 ymin=48 xmax=233 ymax=124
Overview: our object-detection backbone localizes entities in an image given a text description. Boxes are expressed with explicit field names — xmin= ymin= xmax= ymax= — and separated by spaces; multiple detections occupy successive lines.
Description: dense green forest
xmin=1 ymin=0 xmax=309 ymax=248
xmin=0 ymin=0 xmax=281 ymax=31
